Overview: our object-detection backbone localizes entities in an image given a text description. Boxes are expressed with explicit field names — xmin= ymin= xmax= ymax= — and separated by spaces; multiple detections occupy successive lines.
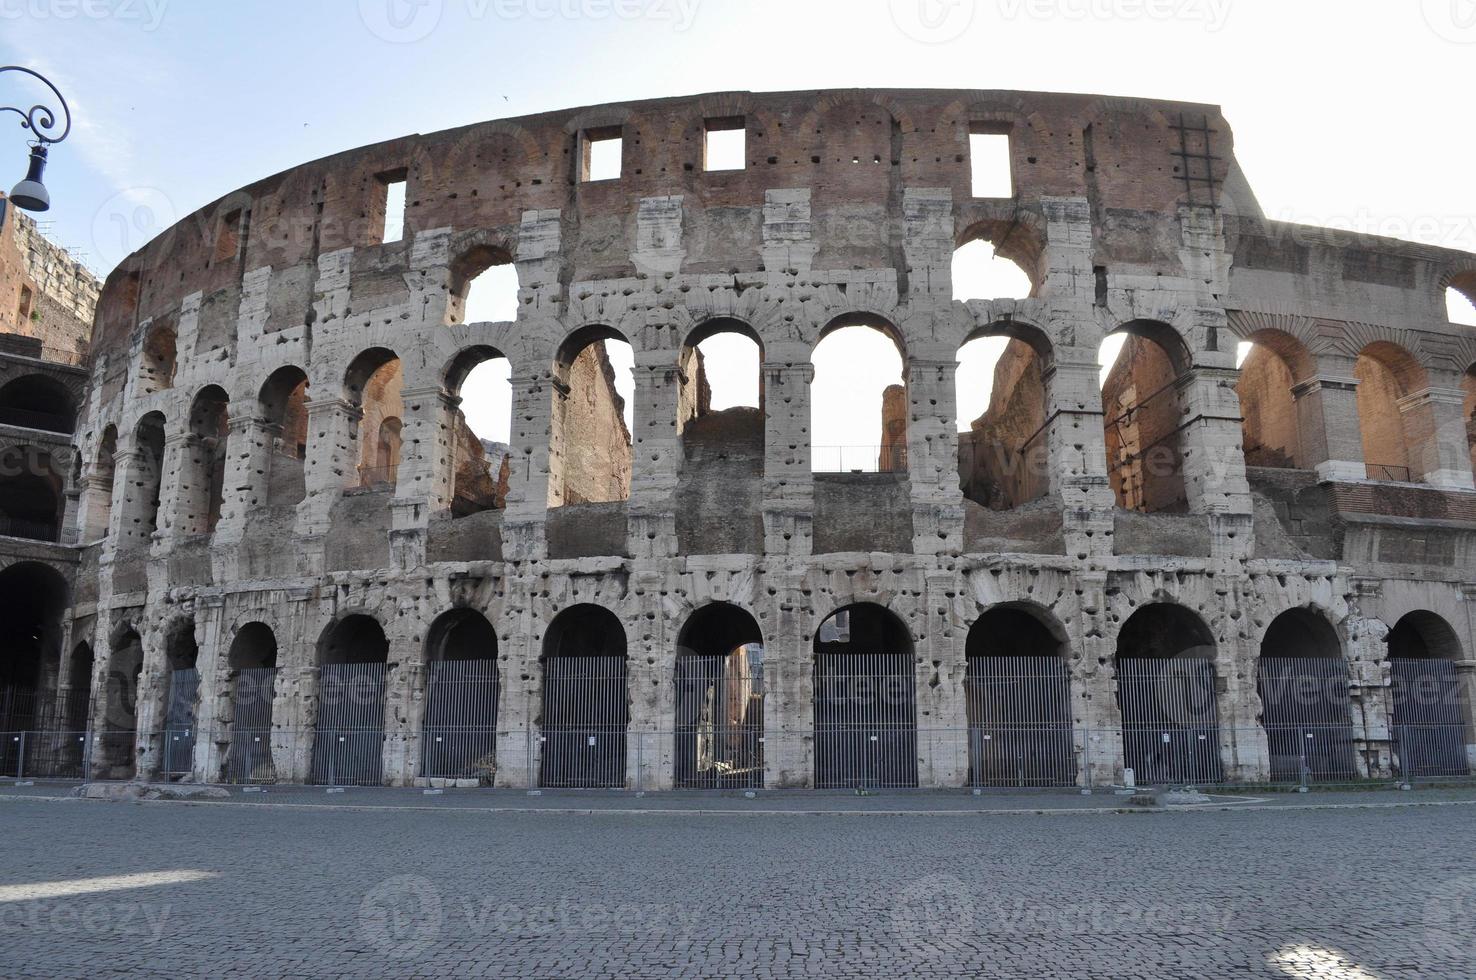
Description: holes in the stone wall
xmin=969 ymin=126 xmax=1012 ymax=199
xmin=811 ymin=317 xmax=907 ymax=474
xmin=581 ymin=127 xmax=623 ymax=182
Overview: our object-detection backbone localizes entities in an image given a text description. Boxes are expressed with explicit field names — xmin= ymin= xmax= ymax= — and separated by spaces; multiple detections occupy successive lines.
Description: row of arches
xmin=64 ymin=598 xmax=1473 ymax=788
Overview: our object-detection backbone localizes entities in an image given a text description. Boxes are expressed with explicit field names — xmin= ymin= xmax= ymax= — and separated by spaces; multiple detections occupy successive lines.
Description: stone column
xmin=494 ymin=582 xmax=539 ymax=789
xmin=501 ymin=374 xmax=552 ymax=560
xmin=1291 ymin=363 xmax=1365 ymax=482
xmin=390 ymin=384 xmax=456 ymax=569
xmin=1214 ymin=627 xmax=1269 ymax=782
xmin=382 ymin=661 xmax=425 ymax=787
xmin=1345 ymin=613 xmax=1394 ymax=779
xmin=213 ymin=406 xmax=273 ymax=545
xmin=151 ymin=430 xmax=193 ymax=552
xmin=191 ymin=595 xmax=229 ymax=782
xmin=917 ymin=570 xmax=968 ymax=787
xmin=131 ymin=619 xmax=169 ymax=779
xmin=906 ymin=348 xmax=964 ymax=556
xmin=78 ymin=474 xmax=115 ymax=544
xmin=271 ymin=592 xmax=319 ymax=783
xmin=1046 ymin=347 xmax=1117 ymax=559
xmin=625 ymin=569 xmax=675 ymax=790
xmin=1398 ymin=382 xmax=1475 ymax=489
xmin=1178 ymin=364 xmax=1254 ymax=558
xmin=296 ymin=397 xmax=363 ymax=569
xmin=761 ymin=347 xmax=814 ymax=557
xmin=1077 ymin=572 xmax=1125 ymax=787
xmin=763 ymin=569 xmax=814 ymax=788
xmin=627 ymin=350 xmax=682 ymax=560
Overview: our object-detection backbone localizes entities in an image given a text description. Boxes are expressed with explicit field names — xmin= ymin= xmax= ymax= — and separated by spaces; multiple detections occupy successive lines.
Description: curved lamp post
xmin=0 ymin=66 xmax=71 ymax=222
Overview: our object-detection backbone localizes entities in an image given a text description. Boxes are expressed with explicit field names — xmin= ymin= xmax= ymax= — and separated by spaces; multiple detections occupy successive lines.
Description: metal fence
xmin=1257 ymin=656 xmax=1359 ymax=782
xmin=1117 ymin=656 xmax=1225 ymax=786
xmin=309 ymin=663 xmax=387 ymax=786
xmin=160 ymin=667 xmax=199 ymax=776
xmin=1390 ymin=658 xmax=1469 ymax=777
xmin=813 ymin=652 xmax=918 ymax=789
xmin=674 ymin=656 xmax=764 ymax=789
xmin=964 ymin=654 xmax=1077 ymax=787
xmin=539 ymin=655 xmax=628 ymax=789
xmin=223 ymin=667 xmax=277 ymax=784
xmin=811 ymin=445 xmax=908 ymax=474
xmin=421 ymin=658 xmax=500 ymax=783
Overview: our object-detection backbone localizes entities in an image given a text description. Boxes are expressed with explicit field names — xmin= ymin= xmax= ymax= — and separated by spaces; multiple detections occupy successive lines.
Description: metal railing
xmin=1365 ymin=462 xmax=1414 ymax=482
xmin=0 ymin=406 xmax=74 ymax=433
xmin=811 ymin=445 xmax=908 ymax=474
xmin=0 ymin=516 xmax=59 ymax=542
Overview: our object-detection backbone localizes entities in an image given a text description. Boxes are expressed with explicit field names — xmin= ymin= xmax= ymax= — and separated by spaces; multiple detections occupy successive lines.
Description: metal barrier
xmin=1390 ymin=658 xmax=1469 ymax=777
xmin=965 ymin=654 xmax=1077 ymax=788
xmin=674 ymin=656 xmax=763 ymax=789
xmin=160 ymin=667 xmax=199 ymax=776
xmin=813 ymin=652 xmax=919 ymax=789
xmin=421 ymin=658 xmax=500 ymax=782
xmin=223 ymin=667 xmax=277 ymax=784
xmin=539 ymin=655 xmax=628 ymax=788
xmin=811 ymin=445 xmax=908 ymax=474
xmin=1117 ymin=656 xmax=1225 ymax=785
xmin=1257 ymin=656 xmax=1359 ymax=782
xmin=1365 ymin=462 xmax=1413 ymax=482
xmin=309 ymin=663 xmax=387 ymax=786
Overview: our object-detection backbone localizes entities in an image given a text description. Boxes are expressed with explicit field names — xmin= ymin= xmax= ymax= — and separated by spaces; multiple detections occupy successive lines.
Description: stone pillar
xmin=191 ymin=595 xmax=228 ymax=781
xmin=500 ymin=374 xmax=551 ymax=560
xmin=1214 ymin=627 xmax=1270 ymax=782
xmin=906 ymin=350 xmax=964 ymax=556
xmin=271 ymin=592 xmax=318 ymax=783
xmin=1046 ymin=347 xmax=1117 ymax=559
xmin=763 ymin=569 xmax=814 ymax=788
xmin=213 ymin=407 xmax=273 ymax=545
xmin=131 ymin=619 xmax=169 ymax=779
xmin=1398 ymin=382 xmax=1475 ymax=489
xmin=917 ymin=570 xmax=968 ymax=787
xmin=625 ymin=569 xmax=675 ymax=790
xmin=382 ymin=661 xmax=425 ymax=787
xmin=151 ymin=430 xmax=193 ymax=552
xmin=390 ymin=384 xmax=455 ymax=569
xmin=494 ymin=584 xmax=539 ymax=789
xmin=296 ymin=397 xmax=362 ymax=565
xmin=1345 ymin=613 xmax=1394 ymax=779
xmin=761 ymin=347 xmax=814 ymax=557
xmin=1178 ymin=364 xmax=1255 ymax=558
xmin=1077 ymin=573 xmax=1125 ymax=787
xmin=1291 ymin=367 xmax=1365 ymax=482
xmin=78 ymin=474 xmax=115 ymax=544
xmin=627 ymin=349 xmax=682 ymax=560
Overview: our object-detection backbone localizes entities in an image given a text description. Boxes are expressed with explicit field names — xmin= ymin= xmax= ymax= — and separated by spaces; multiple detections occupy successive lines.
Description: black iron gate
xmin=310 ymin=663 xmax=387 ymax=786
xmin=224 ymin=667 xmax=277 ymax=783
xmin=1257 ymin=656 xmax=1358 ymax=782
xmin=813 ymin=652 xmax=918 ymax=789
xmin=1118 ymin=656 xmax=1224 ymax=785
xmin=539 ymin=655 xmax=628 ymax=788
xmin=674 ymin=654 xmax=764 ymax=789
xmin=160 ymin=668 xmax=199 ymax=776
xmin=965 ymin=654 xmax=1077 ymax=787
xmin=421 ymin=658 xmax=500 ymax=782
xmin=1390 ymin=658 xmax=1470 ymax=777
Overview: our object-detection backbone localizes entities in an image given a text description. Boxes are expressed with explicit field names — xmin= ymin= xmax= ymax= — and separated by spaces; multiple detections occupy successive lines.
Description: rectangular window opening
xmin=704 ymin=117 xmax=746 ymax=172
xmin=582 ymin=128 xmax=623 ymax=182
xmin=213 ymin=209 xmax=242 ymax=262
xmin=969 ymin=127 xmax=1013 ymax=199
xmin=17 ymin=285 xmax=33 ymax=323
xmin=378 ymin=170 xmax=408 ymax=243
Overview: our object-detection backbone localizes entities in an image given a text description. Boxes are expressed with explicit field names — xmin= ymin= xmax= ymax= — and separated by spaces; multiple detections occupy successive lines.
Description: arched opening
xmin=445 ymin=347 xmax=513 ymax=518
xmin=674 ymin=602 xmax=764 ymax=789
xmin=1355 ymin=342 xmax=1427 ymax=483
xmin=139 ymin=323 xmax=177 ymax=394
xmin=964 ymin=604 xmax=1076 ymax=787
xmin=421 ymin=608 xmax=500 ymax=783
xmin=310 ymin=614 xmax=389 ymax=786
xmin=548 ymin=327 xmax=633 ymax=507
xmin=160 ymin=618 xmax=200 ymax=776
xmin=87 ymin=425 xmax=118 ymax=540
xmin=224 ymin=622 xmax=278 ymax=784
xmin=952 ymin=238 xmax=1034 ymax=302
xmin=1100 ymin=321 xmax=1191 ymax=513
xmin=344 ymin=348 xmax=402 ymax=489
xmin=1256 ymin=609 xmax=1357 ymax=782
xmin=813 ymin=603 xmax=917 ymax=788
xmin=0 ymin=450 xmax=63 ymax=542
xmin=99 ymin=624 xmax=144 ymax=779
xmin=678 ymin=319 xmax=764 ymax=455
xmin=811 ymin=318 xmax=907 ymax=473
xmin=448 ymin=245 xmax=518 ymax=325
xmin=957 ymin=324 xmax=1052 ymax=510
xmin=0 ymin=563 xmax=68 ymax=736
xmin=1237 ymin=330 xmax=1313 ymax=470
xmin=1115 ymin=603 xmax=1222 ymax=785
xmin=1461 ymin=363 xmax=1476 ymax=478
xmin=1386 ymin=611 xmax=1471 ymax=777
xmin=258 ymin=367 xmax=309 ymax=509
xmin=64 ymin=642 xmax=93 ymax=733
xmin=539 ymin=604 xmax=628 ymax=788
xmin=122 ymin=412 xmax=166 ymax=550
xmin=179 ymin=386 xmax=229 ymax=536
xmin=0 ymin=375 xmax=76 ymax=433
xmin=1448 ymin=275 xmax=1476 ymax=326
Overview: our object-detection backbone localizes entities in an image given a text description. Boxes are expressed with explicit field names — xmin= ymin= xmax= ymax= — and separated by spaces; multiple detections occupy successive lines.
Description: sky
xmin=4 ymin=0 xmax=1473 ymax=454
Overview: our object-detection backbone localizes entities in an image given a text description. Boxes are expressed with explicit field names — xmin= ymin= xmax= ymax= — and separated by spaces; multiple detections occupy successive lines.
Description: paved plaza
xmin=1 ymin=788 xmax=1474 ymax=978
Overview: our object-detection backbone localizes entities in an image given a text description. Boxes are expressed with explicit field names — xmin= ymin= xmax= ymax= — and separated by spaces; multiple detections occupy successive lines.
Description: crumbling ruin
xmin=3 ymin=90 xmax=1476 ymax=790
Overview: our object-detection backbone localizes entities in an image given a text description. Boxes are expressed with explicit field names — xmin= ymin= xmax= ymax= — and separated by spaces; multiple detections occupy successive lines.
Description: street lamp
xmin=0 ymin=66 xmax=71 ymax=225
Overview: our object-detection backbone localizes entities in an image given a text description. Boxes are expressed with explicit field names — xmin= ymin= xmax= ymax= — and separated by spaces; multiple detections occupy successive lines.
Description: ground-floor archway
xmin=674 ymin=603 xmax=764 ymax=789
xmin=539 ymin=605 xmax=628 ymax=788
xmin=1256 ymin=609 xmax=1358 ymax=782
xmin=98 ymin=625 xmax=144 ymax=779
xmin=421 ymin=609 xmax=500 ymax=783
xmin=160 ymin=618 xmax=200 ymax=776
xmin=964 ymin=604 xmax=1076 ymax=787
xmin=813 ymin=603 xmax=917 ymax=789
xmin=1115 ymin=603 xmax=1223 ymax=785
xmin=224 ymin=622 xmax=278 ymax=784
xmin=310 ymin=615 xmax=389 ymax=786
xmin=1387 ymin=611 xmax=1471 ymax=777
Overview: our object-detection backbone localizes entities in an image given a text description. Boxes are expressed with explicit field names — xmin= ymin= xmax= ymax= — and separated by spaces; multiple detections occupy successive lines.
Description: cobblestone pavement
xmin=2 ymin=794 xmax=1474 ymax=978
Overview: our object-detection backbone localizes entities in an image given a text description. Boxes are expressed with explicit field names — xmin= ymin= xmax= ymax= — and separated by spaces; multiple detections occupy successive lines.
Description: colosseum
xmin=4 ymin=88 xmax=1476 ymax=792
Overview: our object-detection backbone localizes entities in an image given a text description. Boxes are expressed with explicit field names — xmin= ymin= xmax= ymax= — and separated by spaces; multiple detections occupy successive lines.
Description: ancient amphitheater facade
xmin=7 ymin=89 xmax=1476 ymax=790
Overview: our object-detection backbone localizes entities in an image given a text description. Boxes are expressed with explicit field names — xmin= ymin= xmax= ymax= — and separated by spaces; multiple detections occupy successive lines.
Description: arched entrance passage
xmin=964 ymin=605 xmax=1076 ymax=787
xmin=224 ymin=623 xmax=278 ymax=784
xmin=0 ymin=374 xmax=77 ymax=433
xmin=99 ymin=625 xmax=144 ymax=779
xmin=1387 ymin=612 xmax=1471 ymax=777
xmin=1115 ymin=604 xmax=1223 ymax=785
xmin=0 ymin=563 xmax=68 ymax=775
xmin=1256 ymin=609 xmax=1357 ymax=782
xmin=539 ymin=605 xmax=628 ymax=788
xmin=0 ymin=452 xmax=64 ymax=542
xmin=160 ymin=618 xmax=200 ymax=776
xmin=310 ymin=614 xmax=389 ymax=786
xmin=674 ymin=603 xmax=764 ymax=789
xmin=813 ymin=603 xmax=917 ymax=789
xmin=1100 ymin=321 xmax=1191 ymax=513
xmin=421 ymin=609 xmax=500 ymax=783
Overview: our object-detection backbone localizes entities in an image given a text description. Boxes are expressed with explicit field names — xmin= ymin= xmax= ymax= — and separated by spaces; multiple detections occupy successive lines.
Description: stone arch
xmin=85 ymin=424 xmax=118 ymax=540
xmin=0 ymin=374 xmax=76 ymax=434
xmin=1237 ymin=328 xmax=1316 ymax=470
xmin=421 ymin=608 xmax=501 ymax=783
xmin=1114 ymin=602 xmax=1223 ymax=785
xmin=539 ymin=603 xmax=629 ymax=788
xmin=812 ymin=602 xmax=917 ymax=788
xmin=0 ymin=445 xmax=64 ymax=542
xmin=548 ymin=325 xmax=632 ymax=507
xmin=120 ymin=411 xmax=166 ymax=549
xmin=1442 ymin=266 xmax=1476 ymax=324
xmin=1101 ymin=319 xmax=1193 ymax=513
xmin=958 ymin=319 xmax=1054 ymax=510
xmin=678 ymin=316 xmax=764 ymax=449
xmin=1385 ymin=610 xmax=1472 ymax=777
xmin=344 ymin=348 xmax=403 ymax=489
xmin=447 ymin=239 xmax=518 ymax=326
xmin=964 ymin=601 xmax=1076 ymax=786
xmin=674 ymin=601 xmax=764 ymax=789
xmin=1355 ymin=341 xmax=1429 ymax=482
xmin=139 ymin=321 xmax=177 ymax=394
xmin=443 ymin=345 xmax=513 ymax=517
xmin=99 ymin=622 xmax=144 ymax=778
xmin=178 ymin=385 xmax=230 ymax=535
xmin=1256 ymin=607 xmax=1358 ymax=781
xmin=311 ymin=613 xmax=390 ymax=786
xmin=0 ymin=562 xmax=69 ymax=731
xmin=257 ymin=366 xmax=309 ymax=508
xmin=812 ymin=313 xmax=909 ymax=474
xmin=223 ymin=621 xmax=278 ymax=784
